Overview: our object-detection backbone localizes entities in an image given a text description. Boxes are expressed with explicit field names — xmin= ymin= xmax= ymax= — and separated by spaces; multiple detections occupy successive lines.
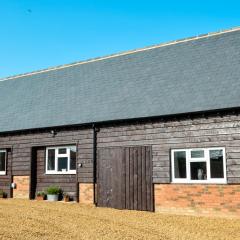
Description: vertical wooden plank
xmin=121 ymin=148 xmax=126 ymax=209
xmin=149 ymin=146 xmax=154 ymax=212
xmin=145 ymin=146 xmax=153 ymax=211
xmin=129 ymin=147 xmax=134 ymax=210
xmin=145 ymin=146 xmax=150 ymax=211
xmin=107 ymin=149 xmax=113 ymax=208
xmin=137 ymin=147 xmax=142 ymax=210
xmin=113 ymin=148 xmax=121 ymax=209
xmin=133 ymin=147 xmax=138 ymax=210
xmin=96 ymin=148 xmax=102 ymax=207
xmin=141 ymin=146 xmax=147 ymax=211
xmin=125 ymin=147 xmax=130 ymax=209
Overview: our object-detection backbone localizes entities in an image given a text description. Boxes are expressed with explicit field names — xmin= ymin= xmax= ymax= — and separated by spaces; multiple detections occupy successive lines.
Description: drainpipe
xmin=92 ymin=124 xmax=99 ymax=206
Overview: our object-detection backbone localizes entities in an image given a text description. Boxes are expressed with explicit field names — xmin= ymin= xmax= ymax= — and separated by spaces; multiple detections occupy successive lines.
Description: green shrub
xmin=46 ymin=186 xmax=61 ymax=195
xmin=36 ymin=191 xmax=45 ymax=197
xmin=0 ymin=190 xmax=6 ymax=198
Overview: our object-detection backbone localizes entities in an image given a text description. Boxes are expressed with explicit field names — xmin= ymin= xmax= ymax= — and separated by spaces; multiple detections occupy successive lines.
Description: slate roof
xmin=0 ymin=27 xmax=240 ymax=133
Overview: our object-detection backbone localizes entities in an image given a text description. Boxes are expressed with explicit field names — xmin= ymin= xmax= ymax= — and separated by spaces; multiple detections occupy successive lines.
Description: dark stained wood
xmin=97 ymin=146 xmax=153 ymax=211
xmin=129 ymin=147 xmax=134 ymax=210
xmin=125 ymin=148 xmax=130 ymax=209
xmin=0 ymin=150 xmax=12 ymax=198
xmin=137 ymin=147 xmax=142 ymax=210
xmin=0 ymin=127 xmax=93 ymax=199
xmin=141 ymin=147 xmax=147 ymax=211
xmin=133 ymin=148 xmax=138 ymax=210
xmin=34 ymin=148 xmax=77 ymax=200
xmin=1 ymin=112 xmax=240 ymax=201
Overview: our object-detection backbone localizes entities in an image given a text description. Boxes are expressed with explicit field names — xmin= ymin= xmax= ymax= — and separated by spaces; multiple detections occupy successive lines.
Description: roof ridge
xmin=1 ymin=26 xmax=240 ymax=82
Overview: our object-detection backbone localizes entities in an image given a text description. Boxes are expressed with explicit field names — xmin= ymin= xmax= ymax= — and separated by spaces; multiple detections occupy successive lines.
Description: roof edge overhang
xmin=0 ymin=106 xmax=239 ymax=136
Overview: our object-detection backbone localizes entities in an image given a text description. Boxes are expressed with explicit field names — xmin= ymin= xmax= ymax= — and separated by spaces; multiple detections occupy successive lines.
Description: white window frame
xmin=45 ymin=146 xmax=76 ymax=175
xmin=0 ymin=150 xmax=6 ymax=175
xmin=171 ymin=147 xmax=226 ymax=184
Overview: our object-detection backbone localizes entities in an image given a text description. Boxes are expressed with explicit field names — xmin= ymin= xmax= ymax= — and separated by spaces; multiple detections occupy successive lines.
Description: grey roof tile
xmin=0 ymin=28 xmax=240 ymax=132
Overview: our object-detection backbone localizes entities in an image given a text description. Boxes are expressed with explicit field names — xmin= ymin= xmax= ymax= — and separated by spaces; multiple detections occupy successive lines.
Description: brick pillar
xmin=13 ymin=176 xmax=30 ymax=199
xmin=79 ymin=183 xmax=94 ymax=204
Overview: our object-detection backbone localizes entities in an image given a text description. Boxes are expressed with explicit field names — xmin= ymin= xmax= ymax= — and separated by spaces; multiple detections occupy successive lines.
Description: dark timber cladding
xmin=97 ymin=146 xmax=153 ymax=211
xmin=33 ymin=147 xmax=76 ymax=198
xmin=0 ymin=150 xmax=12 ymax=198
xmin=98 ymin=113 xmax=240 ymax=184
xmin=0 ymin=128 xmax=94 ymax=199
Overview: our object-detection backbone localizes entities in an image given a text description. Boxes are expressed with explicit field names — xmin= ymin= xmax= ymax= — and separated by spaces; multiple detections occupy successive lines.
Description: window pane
xmin=0 ymin=152 xmax=6 ymax=172
xmin=210 ymin=150 xmax=224 ymax=178
xmin=174 ymin=151 xmax=186 ymax=178
xmin=58 ymin=148 xmax=67 ymax=154
xmin=58 ymin=157 xmax=68 ymax=171
xmin=190 ymin=162 xmax=207 ymax=180
xmin=70 ymin=148 xmax=76 ymax=170
xmin=47 ymin=149 xmax=55 ymax=171
xmin=191 ymin=150 xmax=204 ymax=158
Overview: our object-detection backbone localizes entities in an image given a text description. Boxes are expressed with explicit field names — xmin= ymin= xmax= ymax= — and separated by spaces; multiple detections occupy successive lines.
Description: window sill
xmin=171 ymin=180 xmax=227 ymax=184
xmin=0 ymin=172 xmax=6 ymax=176
xmin=45 ymin=172 xmax=76 ymax=175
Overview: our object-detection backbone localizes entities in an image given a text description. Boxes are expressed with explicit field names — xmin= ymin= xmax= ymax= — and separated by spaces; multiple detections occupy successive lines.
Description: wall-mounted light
xmin=50 ymin=130 xmax=57 ymax=137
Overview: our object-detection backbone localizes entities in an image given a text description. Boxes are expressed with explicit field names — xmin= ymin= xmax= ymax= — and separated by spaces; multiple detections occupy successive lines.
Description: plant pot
xmin=0 ymin=193 xmax=6 ymax=199
xmin=47 ymin=194 xmax=59 ymax=201
xmin=64 ymin=196 xmax=70 ymax=202
xmin=36 ymin=195 xmax=45 ymax=201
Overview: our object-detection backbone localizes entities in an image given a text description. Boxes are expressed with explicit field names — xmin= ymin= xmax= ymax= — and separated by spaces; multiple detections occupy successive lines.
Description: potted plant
xmin=36 ymin=191 xmax=45 ymax=201
xmin=63 ymin=193 xmax=70 ymax=202
xmin=0 ymin=190 xmax=6 ymax=199
xmin=46 ymin=186 xmax=61 ymax=201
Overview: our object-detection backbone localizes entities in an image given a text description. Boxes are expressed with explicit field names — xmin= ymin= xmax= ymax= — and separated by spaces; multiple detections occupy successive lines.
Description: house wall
xmin=98 ymin=113 xmax=240 ymax=184
xmin=0 ymin=112 xmax=240 ymax=216
xmin=0 ymin=150 xmax=12 ymax=197
xmin=0 ymin=127 xmax=94 ymax=198
xmin=98 ymin=113 xmax=240 ymax=215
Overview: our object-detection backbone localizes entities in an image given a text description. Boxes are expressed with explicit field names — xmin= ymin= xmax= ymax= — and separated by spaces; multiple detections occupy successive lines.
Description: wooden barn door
xmin=97 ymin=146 xmax=153 ymax=211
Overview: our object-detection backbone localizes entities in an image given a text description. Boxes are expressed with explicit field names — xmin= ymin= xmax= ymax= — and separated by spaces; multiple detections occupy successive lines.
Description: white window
xmin=46 ymin=146 xmax=76 ymax=174
xmin=171 ymin=147 xmax=226 ymax=184
xmin=0 ymin=150 xmax=6 ymax=175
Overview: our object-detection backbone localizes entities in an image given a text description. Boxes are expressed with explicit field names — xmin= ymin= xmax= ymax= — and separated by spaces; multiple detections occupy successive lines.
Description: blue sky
xmin=0 ymin=0 xmax=239 ymax=78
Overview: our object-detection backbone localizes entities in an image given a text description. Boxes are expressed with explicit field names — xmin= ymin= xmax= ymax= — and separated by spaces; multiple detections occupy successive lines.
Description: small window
xmin=171 ymin=147 xmax=226 ymax=184
xmin=174 ymin=151 xmax=186 ymax=178
xmin=47 ymin=149 xmax=55 ymax=171
xmin=46 ymin=146 xmax=76 ymax=174
xmin=70 ymin=147 xmax=77 ymax=170
xmin=58 ymin=148 xmax=67 ymax=154
xmin=210 ymin=149 xmax=224 ymax=178
xmin=0 ymin=150 xmax=6 ymax=175
xmin=191 ymin=150 xmax=204 ymax=158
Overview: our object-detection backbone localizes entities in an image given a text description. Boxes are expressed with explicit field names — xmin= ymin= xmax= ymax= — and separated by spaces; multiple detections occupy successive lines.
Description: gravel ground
xmin=0 ymin=199 xmax=239 ymax=240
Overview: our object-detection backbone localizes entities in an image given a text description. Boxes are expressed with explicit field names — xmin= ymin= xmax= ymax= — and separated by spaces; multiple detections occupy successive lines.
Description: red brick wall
xmin=79 ymin=183 xmax=94 ymax=204
xmin=13 ymin=176 xmax=29 ymax=199
xmin=155 ymin=184 xmax=240 ymax=217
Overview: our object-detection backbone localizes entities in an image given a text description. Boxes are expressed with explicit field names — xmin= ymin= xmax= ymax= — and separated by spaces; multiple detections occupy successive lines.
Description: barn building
xmin=1 ymin=27 xmax=240 ymax=216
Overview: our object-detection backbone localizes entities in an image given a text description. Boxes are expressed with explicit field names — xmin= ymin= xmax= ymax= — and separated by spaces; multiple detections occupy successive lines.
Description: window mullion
xmin=67 ymin=148 xmax=70 ymax=172
xmin=206 ymin=149 xmax=210 ymax=181
xmin=55 ymin=149 xmax=58 ymax=172
xmin=186 ymin=150 xmax=191 ymax=182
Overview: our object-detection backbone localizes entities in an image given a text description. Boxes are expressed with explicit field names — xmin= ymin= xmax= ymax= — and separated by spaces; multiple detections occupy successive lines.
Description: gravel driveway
xmin=0 ymin=199 xmax=239 ymax=240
